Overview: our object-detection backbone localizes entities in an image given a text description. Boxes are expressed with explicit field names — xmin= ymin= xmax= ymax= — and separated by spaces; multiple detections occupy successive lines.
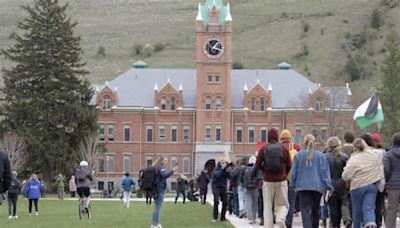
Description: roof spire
xmin=225 ymin=3 xmax=232 ymax=21
xmin=268 ymin=83 xmax=272 ymax=91
xmin=179 ymin=83 xmax=183 ymax=91
xmin=196 ymin=3 xmax=203 ymax=21
xmin=154 ymin=82 xmax=158 ymax=91
xmin=256 ymin=78 xmax=260 ymax=84
xmin=243 ymin=83 xmax=248 ymax=92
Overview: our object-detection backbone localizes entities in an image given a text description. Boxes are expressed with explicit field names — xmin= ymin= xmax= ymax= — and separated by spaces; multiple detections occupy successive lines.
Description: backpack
xmin=288 ymin=143 xmax=297 ymax=161
xmin=140 ymin=166 xmax=157 ymax=192
xmin=263 ymin=143 xmax=284 ymax=173
xmin=8 ymin=179 xmax=21 ymax=195
xmin=243 ymin=166 xmax=257 ymax=190
xmin=75 ymin=167 xmax=87 ymax=181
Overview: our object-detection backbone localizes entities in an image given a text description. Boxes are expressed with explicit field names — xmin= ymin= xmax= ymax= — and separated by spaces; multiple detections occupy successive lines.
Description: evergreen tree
xmin=380 ymin=31 xmax=400 ymax=140
xmin=1 ymin=0 xmax=98 ymax=182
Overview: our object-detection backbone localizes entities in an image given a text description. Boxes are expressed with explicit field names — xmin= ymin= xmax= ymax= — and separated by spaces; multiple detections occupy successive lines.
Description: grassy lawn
xmin=0 ymin=198 xmax=233 ymax=228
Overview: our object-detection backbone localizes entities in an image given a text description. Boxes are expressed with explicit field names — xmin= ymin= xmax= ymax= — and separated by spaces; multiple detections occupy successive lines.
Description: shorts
xmin=77 ymin=187 xmax=91 ymax=198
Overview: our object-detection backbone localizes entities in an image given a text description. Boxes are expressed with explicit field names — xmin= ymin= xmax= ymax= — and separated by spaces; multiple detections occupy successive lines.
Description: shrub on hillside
xmin=153 ymin=42 xmax=165 ymax=52
xmin=371 ymin=9 xmax=383 ymax=29
xmin=8 ymin=31 xmax=17 ymax=39
xmin=232 ymin=61 xmax=244 ymax=69
xmin=295 ymin=44 xmax=309 ymax=58
xmin=302 ymin=19 xmax=310 ymax=33
xmin=96 ymin=46 xmax=106 ymax=57
xmin=141 ymin=44 xmax=154 ymax=57
xmin=345 ymin=55 xmax=367 ymax=81
xmin=133 ymin=43 xmax=143 ymax=55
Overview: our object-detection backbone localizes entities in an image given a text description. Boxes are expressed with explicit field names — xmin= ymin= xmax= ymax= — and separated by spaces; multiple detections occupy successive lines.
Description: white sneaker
xmin=14 ymin=215 xmax=18 ymax=219
xmin=35 ymin=212 xmax=38 ymax=216
xmin=8 ymin=215 xmax=12 ymax=219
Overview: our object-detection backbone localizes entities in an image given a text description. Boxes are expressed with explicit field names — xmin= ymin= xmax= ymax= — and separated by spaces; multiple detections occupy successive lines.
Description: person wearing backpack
xmin=255 ymin=128 xmax=291 ymax=228
xmin=151 ymin=156 xmax=178 ymax=228
xmin=242 ymin=156 xmax=260 ymax=225
xmin=7 ymin=171 xmax=21 ymax=219
xmin=0 ymin=150 xmax=11 ymax=206
xmin=140 ymin=166 xmax=157 ymax=205
xmin=197 ymin=170 xmax=209 ymax=204
xmin=121 ymin=172 xmax=136 ymax=208
xmin=280 ymin=129 xmax=301 ymax=228
xmin=290 ymin=134 xmax=333 ymax=228
xmin=75 ymin=161 xmax=94 ymax=209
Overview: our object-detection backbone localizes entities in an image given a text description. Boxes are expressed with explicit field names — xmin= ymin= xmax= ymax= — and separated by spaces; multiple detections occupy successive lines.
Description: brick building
xmin=93 ymin=0 xmax=354 ymax=191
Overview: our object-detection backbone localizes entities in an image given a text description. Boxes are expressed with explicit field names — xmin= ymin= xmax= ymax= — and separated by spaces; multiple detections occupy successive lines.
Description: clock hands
xmin=212 ymin=41 xmax=222 ymax=52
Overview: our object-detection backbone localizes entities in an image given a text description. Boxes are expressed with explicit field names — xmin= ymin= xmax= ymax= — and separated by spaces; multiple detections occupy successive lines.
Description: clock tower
xmin=194 ymin=0 xmax=233 ymax=173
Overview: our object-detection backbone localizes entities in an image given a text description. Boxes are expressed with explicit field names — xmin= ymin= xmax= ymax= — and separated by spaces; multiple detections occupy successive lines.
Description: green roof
xmin=200 ymin=0 xmax=228 ymax=26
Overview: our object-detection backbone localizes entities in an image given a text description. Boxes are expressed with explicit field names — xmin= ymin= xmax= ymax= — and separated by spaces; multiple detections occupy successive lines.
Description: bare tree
xmin=0 ymin=132 xmax=27 ymax=171
xmin=77 ymin=133 xmax=107 ymax=178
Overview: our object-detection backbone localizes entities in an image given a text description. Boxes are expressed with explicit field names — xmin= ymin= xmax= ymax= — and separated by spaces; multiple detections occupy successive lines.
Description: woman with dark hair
xmin=342 ymin=138 xmax=383 ymax=228
xmin=383 ymin=133 xmax=400 ymax=228
xmin=324 ymin=136 xmax=351 ymax=228
xmin=360 ymin=133 xmax=385 ymax=228
xmin=151 ymin=156 xmax=178 ymax=228
xmin=290 ymin=134 xmax=333 ymax=228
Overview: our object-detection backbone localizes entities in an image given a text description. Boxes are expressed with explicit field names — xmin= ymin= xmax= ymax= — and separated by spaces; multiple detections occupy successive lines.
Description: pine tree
xmin=1 ymin=0 xmax=98 ymax=182
xmin=380 ymin=31 xmax=400 ymax=140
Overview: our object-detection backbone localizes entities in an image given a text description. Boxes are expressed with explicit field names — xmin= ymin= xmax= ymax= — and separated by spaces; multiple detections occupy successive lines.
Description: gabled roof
xmin=199 ymin=0 xmax=228 ymax=25
xmin=94 ymin=68 xmax=324 ymax=109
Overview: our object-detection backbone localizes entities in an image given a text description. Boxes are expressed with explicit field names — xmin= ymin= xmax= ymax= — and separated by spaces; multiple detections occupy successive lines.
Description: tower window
xmin=161 ymin=97 xmax=166 ymax=110
xmin=260 ymin=98 xmax=265 ymax=111
xmin=315 ymin=97 xmax=323 ymax=111
xmin=216 ymin=96 xmax=222 ymax=111
xmin=205 ymin=96 xmax=212 ymax=110
xmin=251 ymin=98 xmax=256 ymax=111
xmin=102 ymin=95 xmax=111 ymax=110
xmin=170 ymin=96 xmax=176 ymax=111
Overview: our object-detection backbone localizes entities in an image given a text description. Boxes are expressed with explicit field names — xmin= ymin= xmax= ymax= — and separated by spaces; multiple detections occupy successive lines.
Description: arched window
xmin=205 ymin=96 xmax=212 ymax=110
xmin=251 ymin=97 xmax=256 ymax=111
xmin=260 ymin=98 xmax=265 ymax=111
xmin=161 ymin=97 xmax=167 ymax=110
xmin=215 ymin=96 xmax=222 ymax=111
xmin=170 ymin=96 xmax=176 ymax=110
xmin=102 ymin=95 xmax=111 ymax=110
xmin=315 ymin=97 xmax=323 ymax=111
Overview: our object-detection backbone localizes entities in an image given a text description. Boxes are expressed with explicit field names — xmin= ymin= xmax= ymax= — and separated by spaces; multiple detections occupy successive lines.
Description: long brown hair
xmin=152 ymin=156 xmax=166 ymax=170
xmin=303 ymin=134 xmax=315 ymax=166
xmin=326 ymin=136 xmax=342 ymax=157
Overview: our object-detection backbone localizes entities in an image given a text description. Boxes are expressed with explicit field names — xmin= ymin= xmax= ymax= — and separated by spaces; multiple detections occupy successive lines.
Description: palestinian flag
xmin=353 ymin=92 xmax=384 ymax=130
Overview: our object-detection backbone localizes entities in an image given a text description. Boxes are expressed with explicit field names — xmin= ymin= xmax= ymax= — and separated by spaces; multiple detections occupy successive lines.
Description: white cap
xmin=80 ymin=161 xmax=88 ymax=167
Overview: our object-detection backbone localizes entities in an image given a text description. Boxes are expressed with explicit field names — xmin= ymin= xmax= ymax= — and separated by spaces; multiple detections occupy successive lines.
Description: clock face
xmin=204 ymin=38 xmax=224 ymax=58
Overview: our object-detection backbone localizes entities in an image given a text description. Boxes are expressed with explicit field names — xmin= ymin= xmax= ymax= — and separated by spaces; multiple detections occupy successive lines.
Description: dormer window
xmin=161 ymin=97 xmax=166 ymax=110
xmin=251 ymin=97 xmax=256 ymax=111
xmin=170 ymin=96 xmax=176 ymax=111
xmin=216 ymin=96 xmax=222 ymax=111
xmin=260 ymin=98 xmax=265 ymax=111
xmin=205 ymin=96 xmax=212 ymax=110
xmin=315 ymin=97 xmax=323 ymax=111
xmin=102 ymin=95 xmax=111 ymax=110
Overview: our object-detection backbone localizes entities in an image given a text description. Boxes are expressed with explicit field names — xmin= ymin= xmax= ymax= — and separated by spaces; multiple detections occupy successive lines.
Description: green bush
xmin=232 ymin=61 xmax=244 ymax=69
xmin=141 ymin=44 xmax=154 ymax=57
xmin=96 ymin=45 xmax=106 ymax=57
xmin=302 ymin=19 xmax=310 ymax=33
xmin=153 ymin=42 xmax=165 ymax=52
xmin=8 ymin=31 xmax=17 ymax=39
xmin=371 ymin=9 xmax=382 ymax=29
xmin=133 ymin=43 xmax=143 ymax=55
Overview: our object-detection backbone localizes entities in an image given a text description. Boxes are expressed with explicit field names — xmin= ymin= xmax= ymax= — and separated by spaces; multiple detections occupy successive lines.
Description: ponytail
xmin=303 ymin=134 xmax=316 ymax=167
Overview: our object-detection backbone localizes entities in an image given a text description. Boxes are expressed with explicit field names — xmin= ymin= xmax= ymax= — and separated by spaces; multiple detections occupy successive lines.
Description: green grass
xmin=0 ymin=198 xmax=233 ymax=228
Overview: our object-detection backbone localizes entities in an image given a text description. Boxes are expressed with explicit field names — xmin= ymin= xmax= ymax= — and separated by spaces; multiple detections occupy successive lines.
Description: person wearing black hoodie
xmin=383 ymin=133 xmax=400 ymax=228
xmin=197 ymin=170 xmax=209 ymax=204
xmin=211 ymin=159 xmax=231 ymax=222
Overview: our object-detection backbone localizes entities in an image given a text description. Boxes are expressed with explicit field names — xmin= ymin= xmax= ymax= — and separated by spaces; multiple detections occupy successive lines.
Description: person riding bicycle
xmin=75 ymin=161 xmax=93 ymax=210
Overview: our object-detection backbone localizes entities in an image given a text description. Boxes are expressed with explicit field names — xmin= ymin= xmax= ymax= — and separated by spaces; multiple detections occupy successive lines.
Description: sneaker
xmin=8 ymin=215 xmax=12 ymax=220
xmin=260 ymin=219 xmax=264 ymax=225
xmin=211 ymin=219 xmax=217 ymax=222
xmin=157 ymin=224 xmax=163 ymax=228
xmin=35 ymin=212 xmax=38 ymax=216
xmin=14 ymin=215 xmax=18 ymax=219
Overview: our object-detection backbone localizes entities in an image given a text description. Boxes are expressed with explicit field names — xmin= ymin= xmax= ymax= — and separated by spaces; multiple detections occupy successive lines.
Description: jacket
xmin=75 ymin=167 xmax=93 ymax=188
xmin=211 ymin=165 xmax=230 ymax=190
xmin=256 ymin=129 xmax=291 ymax=182
xmin=69 ymin=179 xmax=77 ymax=192
xmin=342 ymin=147 xmax=383 ymax=191
xmin=8 ymin=177 xmax=22 ymax=195
xmin=0 ymin=150 xmax=11 ymax=193
xmin=197 ymin=171 xmax=209 ymax=189
xmin=176 ymin=177 xmax=187 ymax=191
xmin=341 ymin=143 xmax=354 ymax=157
xmin=325 ymin=150 xmax=348 ymax=196
xmin=121 ymin=176 xmax=136 ymax=192
xmin=27 ymin=179 xmax=42 ymax=199
xmin=289 ymin=149 xmax=333 ymax=193
xmin=155 ymin=164 xmax=174 ymax=192
xmin=384 ymin=146 xmax=400 ymax=190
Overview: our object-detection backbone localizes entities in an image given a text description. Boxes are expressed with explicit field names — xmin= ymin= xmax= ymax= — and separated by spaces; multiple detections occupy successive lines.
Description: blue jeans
xmin=232 ymin=186 xmax=239 ymax=216
xmin=152 ymin=190 xmax=164 ymax=226
xmin=351 ymin=183 xmax=377 ymax=228
xmin=298 ymin=191 xmax=322 ymax=228
xmin=286 ymin=186 xmax=296 ymax=225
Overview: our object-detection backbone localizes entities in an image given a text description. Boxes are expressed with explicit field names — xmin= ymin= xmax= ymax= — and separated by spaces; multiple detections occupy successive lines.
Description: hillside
xmin=1 ymin=0 xmax=399 ymax=103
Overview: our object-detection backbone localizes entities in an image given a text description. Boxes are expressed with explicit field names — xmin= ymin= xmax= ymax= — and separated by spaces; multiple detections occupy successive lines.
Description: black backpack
xmin=8 ymin=179 xmax=21 ymax=195
xmin=140 ymin=166 xmax=157 ymax=192
xmin=263 ymin=143 xmax=284 ymax=173
xmin=243 ymin=166 xmax=257 ymax=190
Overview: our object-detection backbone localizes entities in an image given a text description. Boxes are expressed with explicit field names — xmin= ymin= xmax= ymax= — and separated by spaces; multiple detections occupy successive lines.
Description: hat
xmin=372 ymin=133 xmax=381 ymax=144
xmin=280 ymin=129 xmax=291 ymax=139
xmin=248 ymin=156 xmax=256 ymax=165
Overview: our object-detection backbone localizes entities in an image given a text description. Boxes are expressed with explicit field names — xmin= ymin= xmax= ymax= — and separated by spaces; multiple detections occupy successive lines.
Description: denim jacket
xmin=289 ymin=149 xmax=333 ymax=193
xmin=155 ymin=165 xmax=173 ymax=192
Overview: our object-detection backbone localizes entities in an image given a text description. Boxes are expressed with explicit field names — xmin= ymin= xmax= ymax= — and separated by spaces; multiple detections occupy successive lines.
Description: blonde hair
xmin=353 ymin=138 xmax=366 ymax=152
xmin=326 ymin=136 xmax=342 ymax=157
xmin=30 ymin=174 xmax=38 ymax=180
xmin=303 ymin=134 xmax=315 ymax=166
xmin=152 ymin=156 xmax=166 ymax=170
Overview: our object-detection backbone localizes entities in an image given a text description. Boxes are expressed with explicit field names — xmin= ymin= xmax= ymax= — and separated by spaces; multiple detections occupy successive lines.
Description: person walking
xmin=75 ymin=161 xmax=94 ymax=210
xmin=0 ymin=150 xmax=11 ymax=207
xmin=242 ymin=155 xmax=259 ymax=225
xmin=280 ymin=129 xmax=301 ymax=228
xmin=383 ymin=133 xmax=400 ymax=228
xmin=197 ymin=170 xmax=209 ymax=204
xmin=175 ymin=174 xmax=187 ymax=204
xmin=55 ymin=174 xmax=65 ymax=200
xmin=236 ymin=157 xmax=247 ymax=218
xmin=324 ymin=136 xmax=351 ymax=228
xmin=7 ymin=171 xmax=21 ymax=219
xmin=211 ymin=159 xmax=231 ymax=222
xmin=228 ymin=161 xmax=241 ymax=216
xmin=69 ymin=175 xmax=77 ymax=198
xmin=290 ymin=134 xmax=333 ymax=228
xmin=256 ymin=128 xmax=292 ymax=228
xmin=121 ymin=172 xmax=136 ymax=208
xmin=151 ymin=156 xmax=178 ymax=228
xmin=342 ymin=138 xmax=384 ymax=228
xmin=342 ymin=131 xmax=355 ymax=157
xmin=26 ymin=174 xmax=42 ymax=216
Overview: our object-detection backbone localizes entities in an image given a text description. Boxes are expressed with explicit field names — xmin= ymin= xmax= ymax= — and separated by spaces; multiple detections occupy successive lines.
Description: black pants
xmin=328 ymin=194 xmax=344 ymax=228
xmin=71 ymin=191 xmax=76 ymax=198
xmin=258 ymin=188 xmax=264 ymax=219
xmin=200 ymin=188 xmax=207 ymax=204
xmin=7 ymin=194 xmax=18 ymax=216
xmin=212 ymin=188 xmax=227 ymax=220
xmin=28 ymin=199 xmax=39 ymax=213
xmin=145 ymin=190 xmax=152 ymax=205
xmin=227 ymin=192 xmax=233 ymax=214
xmin=298 ymin=191 xmax=322 ymax=228
xmin=375 ymin=191 xmax=385 ymax=227
xmin=175 ymin=189 xmax=186 ymax=203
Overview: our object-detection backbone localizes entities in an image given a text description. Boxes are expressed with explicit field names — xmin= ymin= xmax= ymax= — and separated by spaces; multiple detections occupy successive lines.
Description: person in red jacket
xmin=256 ymin=128 xmax=291 ymax=228
xmin=280 ymin=129 xmax=301 ymax=228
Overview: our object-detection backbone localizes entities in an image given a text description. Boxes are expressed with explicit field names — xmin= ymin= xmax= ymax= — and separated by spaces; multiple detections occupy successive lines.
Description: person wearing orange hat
xmin=280 ymin=129 xmax=301 ymax=228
